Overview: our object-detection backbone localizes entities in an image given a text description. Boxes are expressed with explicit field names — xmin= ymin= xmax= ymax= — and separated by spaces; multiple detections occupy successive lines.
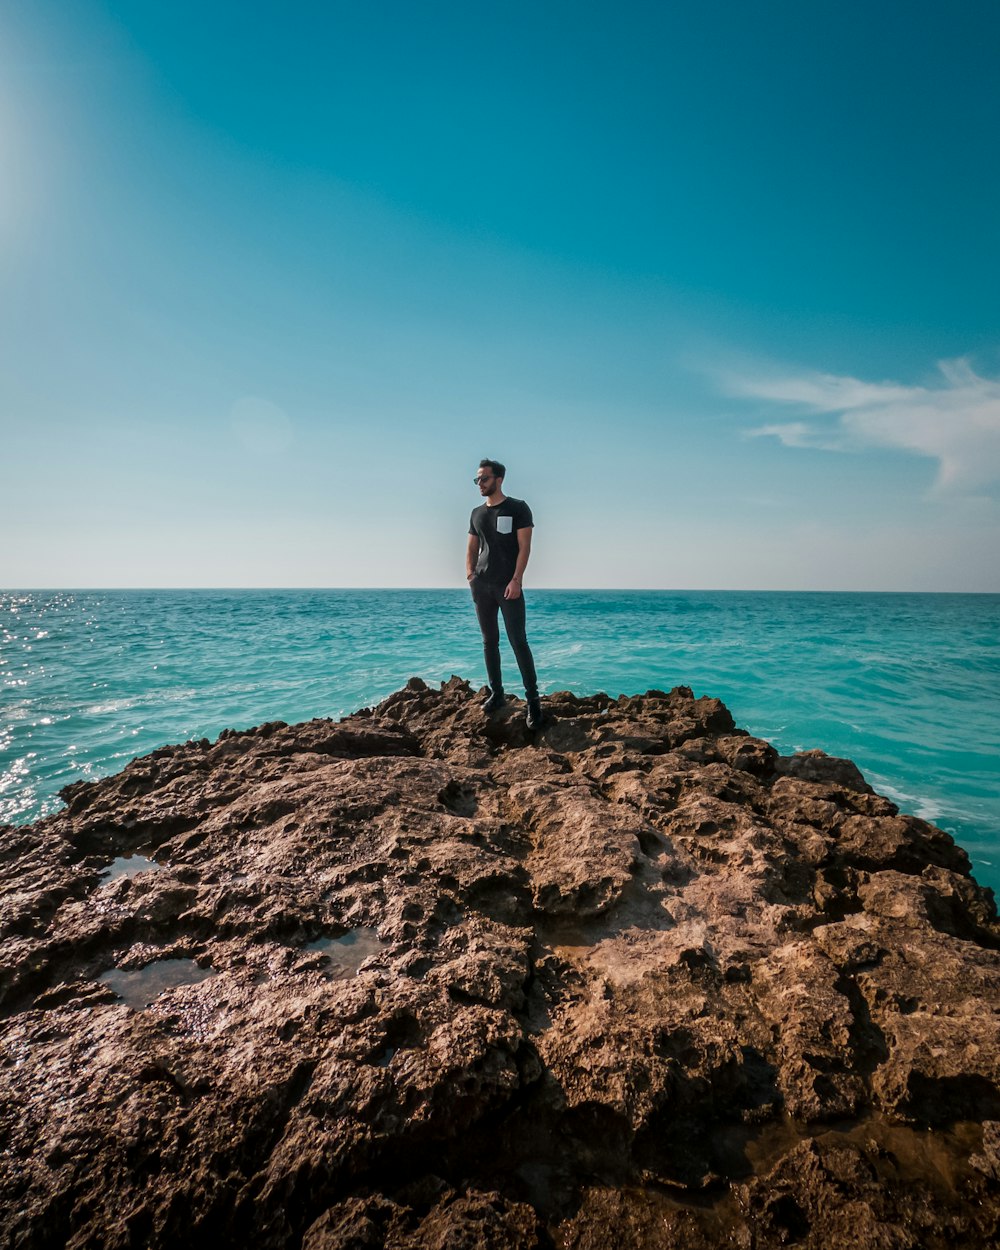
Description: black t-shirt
xmin=469 ymin=497 xmax=534 ymax=585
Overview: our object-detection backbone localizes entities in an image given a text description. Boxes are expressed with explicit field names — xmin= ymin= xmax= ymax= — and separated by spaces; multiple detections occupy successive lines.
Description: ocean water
xmin=2 ymin=589 xmax=998 ymax=894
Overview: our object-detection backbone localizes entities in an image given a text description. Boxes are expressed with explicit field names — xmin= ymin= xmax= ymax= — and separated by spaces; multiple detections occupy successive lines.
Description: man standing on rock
xmin=466 ymin=458 xmax=543 ymax=729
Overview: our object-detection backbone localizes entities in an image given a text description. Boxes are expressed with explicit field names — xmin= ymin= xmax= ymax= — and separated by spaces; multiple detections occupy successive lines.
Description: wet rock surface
xmin=2 ymin=677 xmax=1000 ymax=1248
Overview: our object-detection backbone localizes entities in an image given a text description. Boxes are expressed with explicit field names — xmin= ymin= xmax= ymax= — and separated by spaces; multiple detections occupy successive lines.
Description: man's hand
xmin=504 ymin=577 xmax=522 ymax=601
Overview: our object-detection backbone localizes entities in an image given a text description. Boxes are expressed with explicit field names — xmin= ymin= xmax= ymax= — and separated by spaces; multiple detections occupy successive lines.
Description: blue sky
xmin=3 ymin=0 xmax=999 ymax=589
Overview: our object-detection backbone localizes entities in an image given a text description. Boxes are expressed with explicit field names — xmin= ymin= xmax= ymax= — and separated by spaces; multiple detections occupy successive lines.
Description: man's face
xmin=474 ymin=467 xmax=496 ymax=496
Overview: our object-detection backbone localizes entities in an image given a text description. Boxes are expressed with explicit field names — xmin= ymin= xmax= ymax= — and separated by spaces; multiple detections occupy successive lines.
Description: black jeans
xmin=470 ymin=577 xmax=538 ymax=699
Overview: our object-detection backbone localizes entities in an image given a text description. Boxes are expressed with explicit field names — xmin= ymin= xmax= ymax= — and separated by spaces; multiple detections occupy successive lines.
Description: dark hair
xmin=479 ymin=458 xmax=506 ymax=480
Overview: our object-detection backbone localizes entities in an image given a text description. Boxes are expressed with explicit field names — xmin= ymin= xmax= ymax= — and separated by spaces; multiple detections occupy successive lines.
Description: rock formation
xmin=2 ymin=679 xmax=1000 ymax=1248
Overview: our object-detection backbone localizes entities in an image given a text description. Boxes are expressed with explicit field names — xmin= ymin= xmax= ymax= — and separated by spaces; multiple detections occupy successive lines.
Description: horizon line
xmin=3 ymin=586 xmax=998 ymax=596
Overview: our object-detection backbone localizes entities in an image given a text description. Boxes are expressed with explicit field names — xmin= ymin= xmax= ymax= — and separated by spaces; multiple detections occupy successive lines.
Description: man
xmin=466 ymin=458 xmax=543 ymax=728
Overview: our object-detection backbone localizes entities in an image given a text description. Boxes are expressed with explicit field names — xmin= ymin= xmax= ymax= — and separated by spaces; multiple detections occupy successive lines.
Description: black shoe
xmin=525 ymin=697 xmax=543 ymax=729
xmin=481 ymin=690 xmax=506 ymax=714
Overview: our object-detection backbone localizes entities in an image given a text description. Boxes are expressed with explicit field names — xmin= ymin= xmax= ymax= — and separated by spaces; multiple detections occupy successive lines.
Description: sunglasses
xmin=474 ymin=474 xmax=493 ymax=485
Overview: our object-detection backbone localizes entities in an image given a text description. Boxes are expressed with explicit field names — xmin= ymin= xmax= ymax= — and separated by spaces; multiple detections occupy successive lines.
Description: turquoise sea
xmin=2 ymin=589 xmax=999 ymax=894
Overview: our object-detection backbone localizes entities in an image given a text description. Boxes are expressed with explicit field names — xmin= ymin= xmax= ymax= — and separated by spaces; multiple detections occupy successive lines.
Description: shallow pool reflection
xmin=304 ymin=928 xmax=386 ymax=979
xmin=99 ymin=854 xmax=161 ymax=882
xmin=99 ymin=958 xmax=216 ymax=1008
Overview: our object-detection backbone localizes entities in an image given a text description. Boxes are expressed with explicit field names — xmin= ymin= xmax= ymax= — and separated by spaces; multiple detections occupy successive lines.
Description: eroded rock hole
xmin=439 ymin=780 xmax=478 ymax=817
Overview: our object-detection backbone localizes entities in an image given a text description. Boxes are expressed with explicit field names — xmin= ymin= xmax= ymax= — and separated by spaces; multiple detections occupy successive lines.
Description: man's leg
xmin=471 ymin=581 xmax=504 ymax=696
xmin=499 ymin=593 xmax=539 ymax=701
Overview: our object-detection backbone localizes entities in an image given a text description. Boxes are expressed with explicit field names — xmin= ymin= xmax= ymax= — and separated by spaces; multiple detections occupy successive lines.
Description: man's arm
xmin=504 ymin=527 xmax=532 ymax=600
xmin=466 ymin=534 xmax=479 ymax=581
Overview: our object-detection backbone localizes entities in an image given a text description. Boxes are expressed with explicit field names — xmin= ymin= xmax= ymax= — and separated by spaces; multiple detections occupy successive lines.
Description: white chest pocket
xmin=497 ymin=516 xmax=513 ymax=534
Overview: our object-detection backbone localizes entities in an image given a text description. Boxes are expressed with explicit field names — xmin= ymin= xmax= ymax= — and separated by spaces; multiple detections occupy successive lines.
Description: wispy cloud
xmin=726 ymin=357 xmax=1000 ymax=493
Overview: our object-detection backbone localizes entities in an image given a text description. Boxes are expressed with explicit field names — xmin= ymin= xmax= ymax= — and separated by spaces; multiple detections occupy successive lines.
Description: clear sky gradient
xmin=3 ymin=0 xmax=999 ymax=589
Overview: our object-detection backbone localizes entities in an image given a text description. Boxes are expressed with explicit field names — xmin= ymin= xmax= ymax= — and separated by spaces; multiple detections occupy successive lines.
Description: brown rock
xmin=1 ymin=682 xmax=999 ymax=1248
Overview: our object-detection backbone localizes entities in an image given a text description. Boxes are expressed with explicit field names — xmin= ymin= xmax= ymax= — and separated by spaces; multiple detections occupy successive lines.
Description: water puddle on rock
xmin=304 ymin=928 xmax=387 ymax=979
xmin=99 ymin=854 xmax=161 ymax=882
xmin=99 ymin=959 xmax=217 ymax=1008
xmin=724 ymin=1110 xmax=984 ymax=1195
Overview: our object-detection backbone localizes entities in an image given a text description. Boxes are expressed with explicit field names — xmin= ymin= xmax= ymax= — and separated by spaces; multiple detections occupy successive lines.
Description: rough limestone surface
xmin=2 ymin=679 xmax=1000 ymax=1249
